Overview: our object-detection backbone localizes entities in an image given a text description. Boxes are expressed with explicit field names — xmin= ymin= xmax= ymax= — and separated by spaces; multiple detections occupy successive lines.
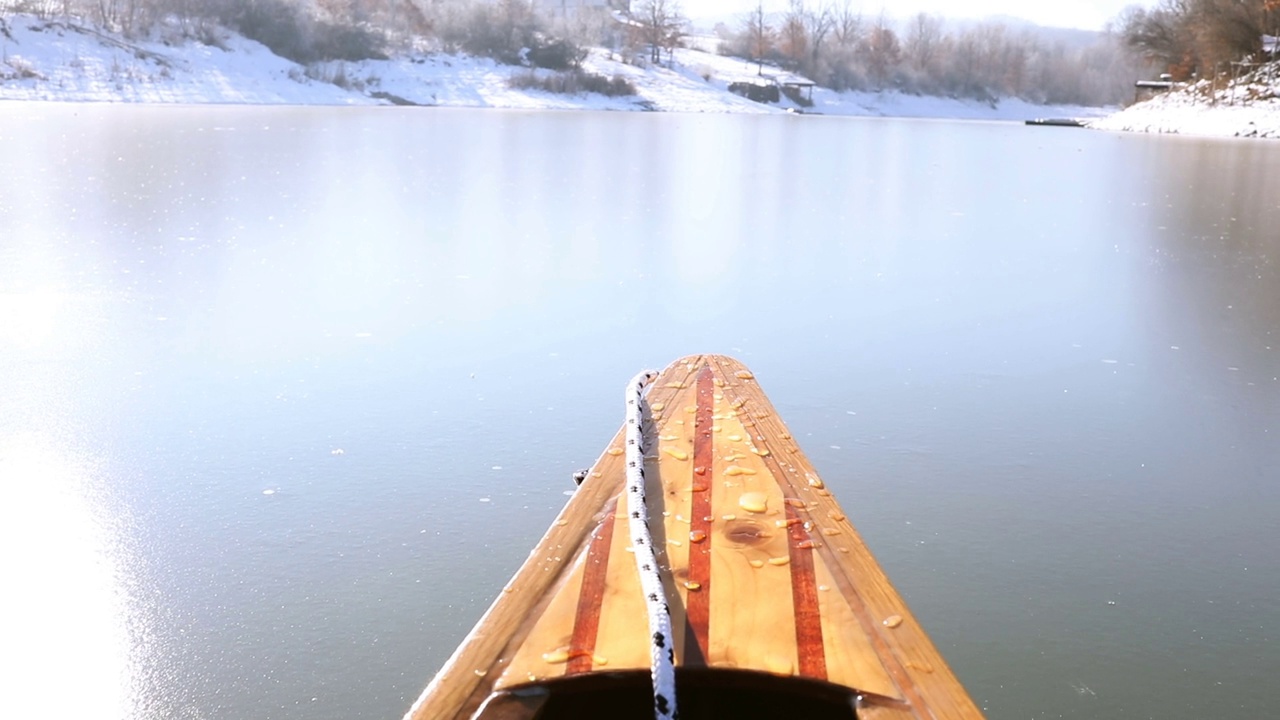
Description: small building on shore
xmin=1134 ymin=73 xmax=1176 ymax=103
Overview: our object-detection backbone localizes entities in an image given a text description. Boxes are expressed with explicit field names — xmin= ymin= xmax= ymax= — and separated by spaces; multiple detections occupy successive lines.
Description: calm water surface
xmin=1 ymin=104 xmax=1278 ymax=720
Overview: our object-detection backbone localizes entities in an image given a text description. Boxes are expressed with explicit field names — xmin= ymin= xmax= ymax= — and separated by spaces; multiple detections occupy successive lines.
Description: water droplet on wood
xmin=738 ymin=492 xmax=768 ymax=513
xmin=542 ymin=649 xmax=571 ymax=664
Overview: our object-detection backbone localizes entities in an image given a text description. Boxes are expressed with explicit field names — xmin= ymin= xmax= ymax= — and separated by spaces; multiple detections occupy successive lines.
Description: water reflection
xmin=1 ymin=105 xmax=1278 ymax=720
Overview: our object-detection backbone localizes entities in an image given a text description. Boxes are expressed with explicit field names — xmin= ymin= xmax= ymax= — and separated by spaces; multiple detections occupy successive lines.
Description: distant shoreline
xmin=1 ymin=14 xmax=1107 ymax=121
xmin=8 ymin=13 xmax=1278 ymax=137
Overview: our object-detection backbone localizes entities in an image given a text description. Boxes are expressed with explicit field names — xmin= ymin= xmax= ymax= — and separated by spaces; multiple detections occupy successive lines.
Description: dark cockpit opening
xmin=479 ymin=669 xmax=867 ymax=720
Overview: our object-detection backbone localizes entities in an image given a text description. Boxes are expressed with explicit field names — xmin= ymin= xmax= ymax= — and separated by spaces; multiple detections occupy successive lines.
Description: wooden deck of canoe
xmin=407 ymin=355 xmax=984 ymax=720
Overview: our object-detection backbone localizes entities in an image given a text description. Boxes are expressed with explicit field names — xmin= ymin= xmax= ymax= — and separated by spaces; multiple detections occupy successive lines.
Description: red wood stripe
xmin=784 ymin=501 xmax=828 ymax=679
xmin=730 ymin=383 xmax=925 ymax=709
xmin=685 ymin=365 xmax=715 ymax=660
xmin=565 ymin=502 xmax=618 ymax=675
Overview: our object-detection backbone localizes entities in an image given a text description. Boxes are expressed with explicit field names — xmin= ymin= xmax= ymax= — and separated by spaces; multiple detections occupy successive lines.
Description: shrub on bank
xmin=509 ymin=69 xmax=636 ymax=97
xmin=526 ymin=37 xmax=586 ymax=70
xmin=222 ymin=0 xmax=385 ymax=63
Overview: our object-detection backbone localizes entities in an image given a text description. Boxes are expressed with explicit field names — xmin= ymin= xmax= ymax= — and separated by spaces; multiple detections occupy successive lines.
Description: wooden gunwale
xmin=405 ymin=355 xmax=984 ymax=720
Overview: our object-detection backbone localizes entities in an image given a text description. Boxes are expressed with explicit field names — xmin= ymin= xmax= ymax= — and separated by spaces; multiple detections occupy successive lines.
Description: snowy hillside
xmin=0 ymin=14 xmax=1107 ymax=120
xmin=1089 ymin=64 xmax=1280 ymax=139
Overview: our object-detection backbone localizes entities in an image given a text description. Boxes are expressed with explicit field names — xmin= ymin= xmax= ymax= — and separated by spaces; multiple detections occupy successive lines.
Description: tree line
xmin=719 ymin=2 xmax=1144 ymax=106
xmin=1117 ymin=0 xmax=1280 ymax=80
xmin=0 ymin=0 xmax=623 ymax=65
xmin=2 ymin=0 xmax=1174 ymax=107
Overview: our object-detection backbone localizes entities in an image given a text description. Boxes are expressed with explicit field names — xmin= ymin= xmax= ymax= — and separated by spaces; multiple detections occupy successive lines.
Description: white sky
xmin=685 ymin=0 xmax=1147 ymax=32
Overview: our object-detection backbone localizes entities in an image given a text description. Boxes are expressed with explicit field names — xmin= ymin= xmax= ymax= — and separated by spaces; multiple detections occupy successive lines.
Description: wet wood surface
xmin=406 ymin=355 xmax=984 ymax=720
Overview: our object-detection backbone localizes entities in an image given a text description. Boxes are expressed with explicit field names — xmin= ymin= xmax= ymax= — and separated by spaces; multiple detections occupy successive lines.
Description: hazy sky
xmin=687 ymin=0 xmax=1146 ymax=31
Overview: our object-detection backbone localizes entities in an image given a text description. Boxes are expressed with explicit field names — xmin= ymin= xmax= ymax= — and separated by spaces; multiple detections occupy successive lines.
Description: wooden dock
xmin=1024 ymin=118 xmax=1087 ymax=127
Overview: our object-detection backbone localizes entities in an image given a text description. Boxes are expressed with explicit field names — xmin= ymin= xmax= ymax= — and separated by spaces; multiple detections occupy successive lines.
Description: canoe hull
xmin=407 ymin=355 xmax=984 ymax=720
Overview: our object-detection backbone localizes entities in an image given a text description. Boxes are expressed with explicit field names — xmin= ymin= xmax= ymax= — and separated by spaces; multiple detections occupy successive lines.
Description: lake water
xmin=1 ymin=104 xmax=1277 ymax=720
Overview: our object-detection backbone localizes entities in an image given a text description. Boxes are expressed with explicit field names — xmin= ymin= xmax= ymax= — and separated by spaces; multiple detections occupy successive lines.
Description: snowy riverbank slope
xmin=1089 ymin=62 xmax=1280 ymax=139
xmin=1 ymin=14 xmax=1106 ymax=120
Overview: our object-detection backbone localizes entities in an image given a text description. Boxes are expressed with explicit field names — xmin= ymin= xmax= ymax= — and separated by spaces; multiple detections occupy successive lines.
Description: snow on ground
xmin=1 ymin=13 xmax=1105 ymax=121
xmin=0 ymin=18 xmax=359 ymax=103
xmin=661 ymin=43 xmax=1111 ymax=120
xmin=1089 ymin=69 xmax=1280 ymax=139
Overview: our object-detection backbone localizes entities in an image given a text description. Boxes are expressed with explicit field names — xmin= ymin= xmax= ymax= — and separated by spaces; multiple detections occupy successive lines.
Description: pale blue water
xmin=1 ymin=105 xmax=1277 ymax=719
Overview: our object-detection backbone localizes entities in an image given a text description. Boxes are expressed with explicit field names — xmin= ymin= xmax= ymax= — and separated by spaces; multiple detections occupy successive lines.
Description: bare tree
xmin=830 ymin=0 xmax=861 ymax=51
xmin=904 ymin=12 xmax=942 ymax=73
xmin=860 ymin=12 xmax=899 ymax=89
xmin=803 ymin=2 xmax=834 ymax=75
xmin=742 ymin=0 xmax=773 ymax=74
xmin=631 ymin=0 xmax=685 ymax=64
xmin=1192 ymin=0 xmax=1267 ymax=70
xmin=779 ymin=0 xmax=808 ymax=69
xmin=1118 ymin=0 xmax=1271 ymax=80
xmin=1118 ymin=1 xmax=1194 ymax=75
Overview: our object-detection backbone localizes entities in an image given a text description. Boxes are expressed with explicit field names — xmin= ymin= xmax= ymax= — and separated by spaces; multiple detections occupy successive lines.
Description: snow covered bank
xmin=1 ymin=13 xmax=1106 ymax=120
xmin=1090 ymin=63 xmax=1280 ymax=139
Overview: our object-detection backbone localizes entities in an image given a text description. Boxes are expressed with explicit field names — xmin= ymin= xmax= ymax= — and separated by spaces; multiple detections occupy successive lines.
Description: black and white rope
xmin=624 ymin=370 xmax=679 ymax=720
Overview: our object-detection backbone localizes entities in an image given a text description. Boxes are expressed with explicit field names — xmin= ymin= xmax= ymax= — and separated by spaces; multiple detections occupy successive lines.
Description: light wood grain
xmin=404 ymin=355 xmax=985 ymax=720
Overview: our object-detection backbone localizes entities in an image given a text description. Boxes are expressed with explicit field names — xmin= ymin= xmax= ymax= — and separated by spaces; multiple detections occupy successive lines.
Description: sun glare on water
xmin=0 ymin=435 xmax=140 ymax=719
xmin=0 ymin=290 xmax=67 ymax=350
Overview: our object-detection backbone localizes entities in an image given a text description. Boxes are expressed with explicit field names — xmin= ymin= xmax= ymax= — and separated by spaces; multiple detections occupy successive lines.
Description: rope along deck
xmin=624 ymin=370 xmax=679 ymax=720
